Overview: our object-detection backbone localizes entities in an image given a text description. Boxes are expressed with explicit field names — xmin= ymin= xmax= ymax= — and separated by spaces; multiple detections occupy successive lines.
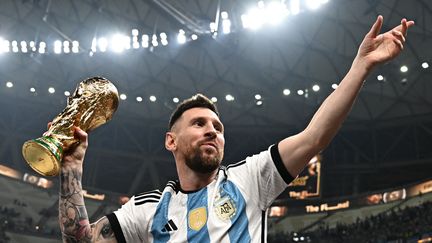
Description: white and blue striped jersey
xmin=107 ymin=143 xmax=294 ymax=243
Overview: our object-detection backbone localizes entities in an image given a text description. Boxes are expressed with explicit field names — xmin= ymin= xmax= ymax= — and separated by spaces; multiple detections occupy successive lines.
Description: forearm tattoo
xmin=59 ymin=169 xmax=117 ymax=243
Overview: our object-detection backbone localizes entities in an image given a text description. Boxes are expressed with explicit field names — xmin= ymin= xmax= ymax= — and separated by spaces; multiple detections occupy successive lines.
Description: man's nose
xmin=204 ymin=125 xmax=217 ymax=138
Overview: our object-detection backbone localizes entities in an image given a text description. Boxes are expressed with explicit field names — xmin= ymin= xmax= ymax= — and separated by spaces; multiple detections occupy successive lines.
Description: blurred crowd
xmin=269 ymin=200 xmax=432 ymax=243
xmin=1 ymin=198 xmax=432 ymax=242
xmin=0 ymin=201 xmax=60 ymax=243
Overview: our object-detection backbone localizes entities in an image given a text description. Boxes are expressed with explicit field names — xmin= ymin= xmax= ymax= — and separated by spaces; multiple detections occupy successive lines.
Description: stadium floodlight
xmin=136 ymin=96 xmax=143 ymax=102
xmin=12 ymin=40 xmax=19 ymax=53
xmin=242 ymin=8 xmax=265 ymax=30
xmin=283 ymin=89 xmax=291 ymax=96
xmin=377 ymin=75 xmax=384 ymax=81
xmin=312 ymin=84 xmax=320 ymax=92
xmin=38 ymin=41 xmax=46 ymax=54
xmin=30 ymin=87 xmax=36 ymax=93
xmin=152 ymin=34 xmax=159 ymax=47
xmin=6 ymin=81 xmax=13 ymax=88
xmin=63 ymin=40 xmax=70 ymax=53
xmin=173 ymin=97 xmax=179 ymax=103
xmin=120 ymin=94 xmax=127 ymax=100
xmin=266 ymin=1 xmax=289 ymax=25
xmin=0 ymin=39 xmax=10 ymax=53
xmin=255 ymin=94 xmax=262 ymax=100
xmin=48 ymin=87 xmax=55 ymax=94
xmin=20 ymin=41 xmax=28 ymax=53
xmin=191 ymin=34 xmax=198 ymax=40
xmin=149 ymin=95 xmax=157 ymax=102
xmin=225 ymin=94 xmax=235 ymax=101
xmin=64 ymin=91 xmax=70 ymax=96
xmin=98 ymin=37 xmax=108 ymax=52
xmin=306 ymin=0 xmax=327 ymax=10
xmin=160 ymin=32 xmax=168 ymax=46
xmin=297 ymin=89 xmax=304 ymax=95
xmin=72 ymin=41 xmax=79 ymax=53
xmin=111 ymin=34 xmax=128 ymax=53
xmin=256 ymin=100 xmax=263 ymax=106
xmin=177 ymin=29 xmax=186 ymax=44
xmin=422 ymin=62 xmax=429 ymax=69
xmin=331 ymin=83 xmax=338 ymax=89
xmin=290 ymin=0 xmax=300 ymax=15
xmin=91 ymin=38 xmax=97 ymax=52
xmin=132 ymin=29 xmax=139 ymax=36
xmin=142 ymin=34 xmax=149 ymax=48
xmin=211 ymin=97 xmax=218 ymax=103
xmin=54 ymin=40 xmax=62 ymax=54
xmin=400 ymin=65 xmax=408 ymax=73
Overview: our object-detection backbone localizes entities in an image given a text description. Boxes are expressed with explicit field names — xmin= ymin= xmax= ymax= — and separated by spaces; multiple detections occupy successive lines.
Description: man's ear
xmin=165 ymin=132 xmax=176 ymax=151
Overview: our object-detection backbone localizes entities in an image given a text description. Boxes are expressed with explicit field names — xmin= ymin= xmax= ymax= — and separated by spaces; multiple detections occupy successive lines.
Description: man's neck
xmin=176 ymin=165 xmax=218 ymax=192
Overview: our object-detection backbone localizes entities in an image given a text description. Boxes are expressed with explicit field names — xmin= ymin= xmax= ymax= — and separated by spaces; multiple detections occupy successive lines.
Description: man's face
xmin=171 ymin=107 xmax=225 ymax=174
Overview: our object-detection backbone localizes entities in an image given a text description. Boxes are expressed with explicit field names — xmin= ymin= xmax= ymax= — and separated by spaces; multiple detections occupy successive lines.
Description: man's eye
xmin=194 ymin=121 xmax=203 ymax=126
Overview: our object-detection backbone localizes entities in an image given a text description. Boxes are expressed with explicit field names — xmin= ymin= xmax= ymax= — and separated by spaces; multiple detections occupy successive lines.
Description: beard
xmin=185 ymin=144 xmax=223 ymax=174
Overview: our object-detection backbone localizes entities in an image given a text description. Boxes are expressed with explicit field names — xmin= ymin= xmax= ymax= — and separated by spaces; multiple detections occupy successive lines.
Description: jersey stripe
xmin=150 ymin=192 xmax=173 ymax=243
xmin=135 ymin=198 xmax=160 ymax=206
xmin=186 ymin=188 xmax=211 ymax=243
xmin=135 ymin=194 xmax=161 ymax=201
xmin=135 ymin=189 xmax=161 ymax=197
xmin=225 ymin=180 xmax=251 ymax=242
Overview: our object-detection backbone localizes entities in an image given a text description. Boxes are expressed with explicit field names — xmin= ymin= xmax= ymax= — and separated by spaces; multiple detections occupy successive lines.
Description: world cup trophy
xmin=22 ymin=77 xmax=119 ymax=176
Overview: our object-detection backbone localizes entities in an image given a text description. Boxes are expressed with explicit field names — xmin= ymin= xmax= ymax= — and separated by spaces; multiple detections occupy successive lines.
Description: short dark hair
xmin=168 ymin=94 xmax=219 ymax=130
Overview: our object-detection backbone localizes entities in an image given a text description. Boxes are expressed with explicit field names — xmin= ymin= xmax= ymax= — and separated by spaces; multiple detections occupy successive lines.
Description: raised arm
xmin=279 ymin=16 xmax=415 ymax=177
xmin=59 ymin=127 xmax=118 ymax=243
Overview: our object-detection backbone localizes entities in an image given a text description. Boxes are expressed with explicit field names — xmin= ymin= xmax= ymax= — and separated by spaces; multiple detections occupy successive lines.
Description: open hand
xmin=357 ymin=15 xmax=414 ymax=68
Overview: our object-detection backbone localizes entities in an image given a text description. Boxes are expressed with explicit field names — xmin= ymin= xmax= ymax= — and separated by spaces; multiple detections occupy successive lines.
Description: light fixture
xmin=48 ymin=87 xmax=55 ymax=94
xmin=377 ymin=75 xmax=384 ymax=81
xmin=255 ymin=94 xmax=262 ymax=100
xmin=221 ymin=11 xmax=231 ymax=34
xmin=312 ymin=84 xmax=320 ymax=92
xmin=160 ymin=32 xmax=168 ymax=46
xmin=30 ymin=87 xmax=36 ymax=93
xmin=64 ymin=91 xmax=70 ymax=96
xmin=152 ymin=34 xmax=158 ymax=47
xmin=283 ymin=89 xmax=291 ymax=96
xmin=211 ymin=97 xmax=218 ymax=103
xmin=297 ymin=90 xmax=304 ymax=95
xmin=225 ymin=94 xmax=235 ymax=101
xmin=173 ymin=97 xmax=179 ymax=103
xmin=177 ymin=29 xmax=186 ymax=44
xmin=331 ymin=83 xmax=338 ymax=89
xmin=120 ymin=94 xmax=127 ymax=100
xmin=136 ymin=96 xmax=143 ymax=102
xmin=98 ymin=37 xmax=108 ymax=52
xmin=149 ymin=95 xmax=157 ymax=102
xmin=72 ymin=41 xmax=79 ymax=53
xmin=290 ymin=0 xmax=300 ymax=15
xmin=54 ymin=40 xmax=62 ymax=54
xmin=256 ymin=100 xmax=263 ymax=106
xmin=191 ymin=34 xmax=198 ymax=40
xmin=400 ymin=65 xmax=408 ymax=73
xmin=6 ymin=81 xmax=13 ymax=88
xmin=422 ymin=62 xmax=429 ymax=69
xmin=142 ymin=34 xmax=149 ymax=48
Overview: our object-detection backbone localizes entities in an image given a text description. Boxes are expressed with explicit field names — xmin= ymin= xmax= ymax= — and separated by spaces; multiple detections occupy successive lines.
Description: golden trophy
xmin=22 ymin=77 xmax=119 ymax=176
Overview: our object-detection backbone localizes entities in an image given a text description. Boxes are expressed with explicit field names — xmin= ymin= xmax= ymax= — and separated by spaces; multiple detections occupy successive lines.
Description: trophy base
xmin=22 ymin=136 xmax=63 ymax=177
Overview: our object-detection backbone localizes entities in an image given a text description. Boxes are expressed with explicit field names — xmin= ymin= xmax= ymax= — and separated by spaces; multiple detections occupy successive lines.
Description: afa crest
xmin=214 ymin=196 xmax=236 ymax=220
xmin=188 ymin=207 xmax=207 ymax=231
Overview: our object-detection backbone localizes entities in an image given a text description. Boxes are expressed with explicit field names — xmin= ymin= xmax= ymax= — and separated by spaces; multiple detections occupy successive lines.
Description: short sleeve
xmin=226 ymin=143 xmax=294 ymax=210
xmin=107 ymin=196 xmax=147 ymax=243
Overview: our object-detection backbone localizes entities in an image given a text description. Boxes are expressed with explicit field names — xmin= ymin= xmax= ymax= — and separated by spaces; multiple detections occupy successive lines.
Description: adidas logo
xmin=161 ymin=219 xmax=178 ymax=232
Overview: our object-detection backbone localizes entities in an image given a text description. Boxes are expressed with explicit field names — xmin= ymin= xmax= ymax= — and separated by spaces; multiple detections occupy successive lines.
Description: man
xmin=58 ymin=16 xmax=414 ymax=242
